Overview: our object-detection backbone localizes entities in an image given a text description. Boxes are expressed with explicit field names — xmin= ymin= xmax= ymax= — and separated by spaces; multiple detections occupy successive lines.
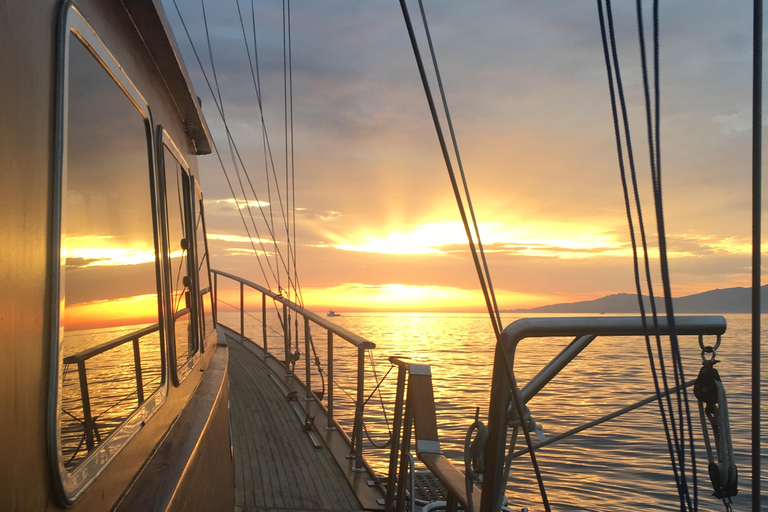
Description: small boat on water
xmin=0 ymin=1 xmax=759 ymax=511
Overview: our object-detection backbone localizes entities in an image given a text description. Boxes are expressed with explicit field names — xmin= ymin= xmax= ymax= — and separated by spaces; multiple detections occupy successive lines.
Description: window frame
xmin=192 ymin=177 xmax=217 ymax=351
xmin=49 ymin=3 xmax=168 ymax=505
xmin=158 ymin=127 xmax=202 ymax=383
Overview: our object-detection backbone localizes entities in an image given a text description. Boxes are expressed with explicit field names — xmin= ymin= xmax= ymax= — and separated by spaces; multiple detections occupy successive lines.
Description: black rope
xmin=416 ymin=0 xmax=503 ymax=331
xmin=398 ymin=1 xmax=549 ymax=508
xmin=637 ymin=2 xmax=697 ymax=507
xmin=752 ymin=1 xmax=763 ymax=510
xmin=397 ymin=0 xmax=501 ymax=339
xmin=598 ymin=1 xmax=701 ymax=509
xmin=602 ymin=0 xmax=687 ymax=505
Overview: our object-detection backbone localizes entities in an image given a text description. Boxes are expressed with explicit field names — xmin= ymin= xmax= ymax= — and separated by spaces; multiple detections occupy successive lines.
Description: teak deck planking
xmin=227 ymin=335 xmax=364 ymax=512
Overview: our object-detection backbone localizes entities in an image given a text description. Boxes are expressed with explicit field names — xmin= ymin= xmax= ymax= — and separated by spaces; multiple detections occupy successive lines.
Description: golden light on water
xmin=299 ymin=283 xmax=556 ymax=312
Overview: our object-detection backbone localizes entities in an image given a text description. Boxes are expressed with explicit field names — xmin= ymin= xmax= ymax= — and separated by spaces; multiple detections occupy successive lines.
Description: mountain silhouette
xmin=506 ymin=285 xmax=768 ymax=314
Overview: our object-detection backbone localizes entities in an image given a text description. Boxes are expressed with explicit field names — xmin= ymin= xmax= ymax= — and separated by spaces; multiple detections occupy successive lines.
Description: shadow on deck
xmin=226 ymin=331 xmax=372 ymax=512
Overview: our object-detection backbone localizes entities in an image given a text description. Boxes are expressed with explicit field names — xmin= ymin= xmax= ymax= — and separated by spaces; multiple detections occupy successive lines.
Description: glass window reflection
xmin=193 ymin=182 xmax=215 ymax=347
xmin=163 ymin=147 xmax=198 ymax=373
xmin=59 ymin=35 xmax=161 ymax=469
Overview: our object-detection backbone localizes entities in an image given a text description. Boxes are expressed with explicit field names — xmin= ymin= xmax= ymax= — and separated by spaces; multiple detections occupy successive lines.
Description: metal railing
xmin=211 ymin=269 xmax=376 ymax=468
xmin=480 ymin=315 xmax=728 ymax=512
xmin=63 ymin=321 xmax=164 ymax=451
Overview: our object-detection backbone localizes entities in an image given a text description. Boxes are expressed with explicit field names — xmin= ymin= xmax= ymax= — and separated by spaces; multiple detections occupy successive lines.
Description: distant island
xmin=504 ymin=285 xmax=768 ymax=314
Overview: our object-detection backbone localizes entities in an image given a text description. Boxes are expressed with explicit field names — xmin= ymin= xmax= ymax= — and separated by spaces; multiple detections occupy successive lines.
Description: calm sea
xmin=228 ymin=310 xmax=766 ymax=512
xmin=68 ymin=309 xmax=766 ymax=510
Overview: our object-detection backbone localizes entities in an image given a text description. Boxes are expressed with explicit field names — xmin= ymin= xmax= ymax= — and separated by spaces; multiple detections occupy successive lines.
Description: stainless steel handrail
xmin=211 ymin=268 xmax=376 ymax=469
xmin=480 ymin=315 xmax=728 ymax=512
xmin=63 ymin=321 xmax=162 ymax=451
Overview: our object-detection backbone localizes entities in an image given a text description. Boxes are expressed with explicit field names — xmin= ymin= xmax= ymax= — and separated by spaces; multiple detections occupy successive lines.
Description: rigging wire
xmin=176 ymin=0 xmax=295 ymax=278
xmin=398 ymin=1 xmax=550 ymax=510
xmin=597 ymin=1 xmax=701 ymax=509
xmin=171 ymin=0 xmax=279 ymax=288
xmin=234 ymin=0 xmax=288 ymax=286
xmin=751 ymin=1 xmax=763 ymax=510
xmin=637 ymin=1 xmax=697 ymax=507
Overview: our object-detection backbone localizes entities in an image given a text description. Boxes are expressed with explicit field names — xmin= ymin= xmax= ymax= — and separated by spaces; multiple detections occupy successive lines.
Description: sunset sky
xmin=161 ymin=0 xmax=761 ymax=312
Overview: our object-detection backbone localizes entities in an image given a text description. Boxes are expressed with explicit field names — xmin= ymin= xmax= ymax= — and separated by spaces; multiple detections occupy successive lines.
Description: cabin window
xmin=160 ymin=137 xmax=200 ymax=380
xmin=193 ymin=179 xmax=216 ymax=349
xmin=52 ymin=7 xmax=166 ymax=503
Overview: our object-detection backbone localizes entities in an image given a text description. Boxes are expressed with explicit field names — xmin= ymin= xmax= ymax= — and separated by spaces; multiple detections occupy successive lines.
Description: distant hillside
xmin=506 ymin=285 xmax=768 ymax=314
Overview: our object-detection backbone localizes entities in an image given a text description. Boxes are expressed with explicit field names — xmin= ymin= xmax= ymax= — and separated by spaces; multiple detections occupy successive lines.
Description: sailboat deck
xmin=226 ymin=334 xmax=364 ymax=512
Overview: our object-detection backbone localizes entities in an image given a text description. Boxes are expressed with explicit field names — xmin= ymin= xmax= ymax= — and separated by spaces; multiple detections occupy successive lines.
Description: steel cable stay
xmin=172 ymin=0 xmax=301 ymax=294
xmin=171 ymin=0 xmax=278 ymax=289
xmin=234 ymin=0 xmax=290 ymax=265
xmin=173 ymin=0 xmax=312 ymax=358
xmin=200 ymin=0 xmax=287 ymax=286
xmin=399 ymin=1 xmax=551 ymax=510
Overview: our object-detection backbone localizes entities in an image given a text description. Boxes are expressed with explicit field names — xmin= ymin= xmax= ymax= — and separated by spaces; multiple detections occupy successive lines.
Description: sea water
xmin=65 ymin=310 xmax=766 ymax=510
xmin=225 ymin=310 xmax=766 ymax=512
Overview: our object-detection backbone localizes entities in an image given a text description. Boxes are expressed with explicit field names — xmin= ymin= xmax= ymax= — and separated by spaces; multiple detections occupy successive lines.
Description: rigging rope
xmin=596 ymin=1 xmax=704 ymax=509
xmin=398 ymin=1 xmax=550 ymax=509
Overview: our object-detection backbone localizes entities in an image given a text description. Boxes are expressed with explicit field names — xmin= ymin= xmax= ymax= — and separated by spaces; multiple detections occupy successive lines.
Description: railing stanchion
xmin=132 ymin=337 xmax=144 ymax=404
xmin=351 ymin=346 xmax=365 ymax=469
xmin=395 ymin=387 xmax=414 ymax=512
xmin=213 ymin=272 xmax=218 ymax=325
xmin=283 ymin=303 xmax=291 ymax=373
xmin=76 ymin=360 xmax=96 ymax=451
xmin=239 ymin=281 xmax=244 ymax=341
xmin=262 ymin=293 xmax=267 ymax=354
xmin=385 ymin=364 xmax=408 ymax=512
xmin=327 ymin=330 xmax=335 ymax=429
xmin=304 ymin=316 xmax=312 ymax=400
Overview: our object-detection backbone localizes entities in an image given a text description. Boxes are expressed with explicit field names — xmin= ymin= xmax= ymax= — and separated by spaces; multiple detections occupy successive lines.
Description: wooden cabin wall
xmin=0 ymin=0 xmax=227 ymax=510
xmin=0 ymin=0 xmax=59 ymax=509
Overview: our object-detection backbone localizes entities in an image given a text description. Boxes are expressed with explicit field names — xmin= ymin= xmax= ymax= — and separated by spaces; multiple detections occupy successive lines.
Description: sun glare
xmin=299 ymin=283 xmax=556 ymax=312
xmin=322 ymin=220 xmax=632 ymax=259
xmin=65 ymin=235 xmax=156 ymax=267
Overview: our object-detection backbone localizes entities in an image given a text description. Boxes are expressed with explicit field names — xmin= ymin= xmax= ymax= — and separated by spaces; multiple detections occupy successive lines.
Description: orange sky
xmin=164 ymin=1 xmax=759 ymax=313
